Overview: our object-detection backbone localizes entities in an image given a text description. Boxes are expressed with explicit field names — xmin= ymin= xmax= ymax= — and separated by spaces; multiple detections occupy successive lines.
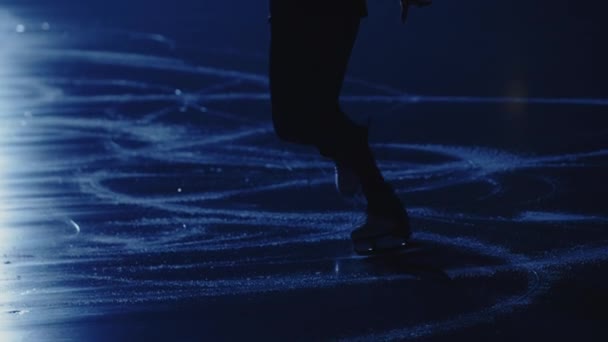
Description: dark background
xmin=6 ymin=0 xmax=608 ymax=97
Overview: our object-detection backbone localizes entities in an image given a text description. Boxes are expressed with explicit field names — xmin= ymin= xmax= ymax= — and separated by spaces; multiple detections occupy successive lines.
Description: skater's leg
xmin=269 ymin=14 xmax=373 ymax=198
xmin=269 ymin=12 xmax=406 ymax=215
xmin=269 ymin=13 xmax=361 ymax=146
xmin=268 ymin=11 xmax=410 ymax=255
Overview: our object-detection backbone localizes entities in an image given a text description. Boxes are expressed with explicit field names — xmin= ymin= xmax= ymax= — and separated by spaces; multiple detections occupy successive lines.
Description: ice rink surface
xmin=1 ymin=1 xmax=607 ymax=340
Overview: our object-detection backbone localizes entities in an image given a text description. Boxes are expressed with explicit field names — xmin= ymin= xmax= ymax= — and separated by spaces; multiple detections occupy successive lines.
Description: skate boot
xmin=351 ymin=211 xmax=411 ymax=255
xmin=351 ymin=185 xmax=411 ymax=255
xmin=332 ymin=121 xmax=369 ymax=197
xmin=334 ymin=161 xmax=361 ymax=197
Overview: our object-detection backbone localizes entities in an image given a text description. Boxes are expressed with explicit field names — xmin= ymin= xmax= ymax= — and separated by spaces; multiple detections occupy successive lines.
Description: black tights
xmin=269 ymin=14 xmax=361 ymax=150
xmin=269 ymin=14 xmax=402 ymax=216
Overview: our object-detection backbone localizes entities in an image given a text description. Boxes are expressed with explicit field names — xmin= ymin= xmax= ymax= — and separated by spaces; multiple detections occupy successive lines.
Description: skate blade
xmin=353 ymin=235 xmax=409 ymax=256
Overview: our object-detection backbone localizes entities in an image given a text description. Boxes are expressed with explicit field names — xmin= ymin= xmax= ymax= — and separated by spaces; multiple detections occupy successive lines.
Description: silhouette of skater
xmin=268 ymin=0 xmax=431 ymax=254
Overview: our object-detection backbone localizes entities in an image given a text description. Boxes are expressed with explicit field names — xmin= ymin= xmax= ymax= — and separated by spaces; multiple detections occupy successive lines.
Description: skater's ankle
xmin=365 ymin=184 xmax=408 ymax=220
